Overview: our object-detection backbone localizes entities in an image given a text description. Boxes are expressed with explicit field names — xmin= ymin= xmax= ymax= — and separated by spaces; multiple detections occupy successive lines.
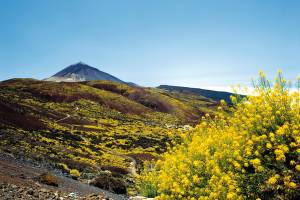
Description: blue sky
xmin=0 ymin=0 xmax=300 ymax=90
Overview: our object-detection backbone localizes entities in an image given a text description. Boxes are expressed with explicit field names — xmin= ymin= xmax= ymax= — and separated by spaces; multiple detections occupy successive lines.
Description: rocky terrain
xmin=0 ymin=183 xmax=110 ymax=200
xmin=0 ymin=154 xmax=127 ymax=200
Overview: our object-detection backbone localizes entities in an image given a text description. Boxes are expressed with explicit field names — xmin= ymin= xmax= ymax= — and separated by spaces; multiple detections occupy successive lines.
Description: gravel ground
xmin=0 ymin=154 xmax=128 ymax=200
xmin=0 ymin=182 xmax=111 ymax=200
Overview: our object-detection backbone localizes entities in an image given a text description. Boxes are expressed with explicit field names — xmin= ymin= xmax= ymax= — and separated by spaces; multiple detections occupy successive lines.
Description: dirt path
xmin=107 ymin=150 xmax=137 ymax=176
xmin=55 ymin=106 xmax=79 ymax=123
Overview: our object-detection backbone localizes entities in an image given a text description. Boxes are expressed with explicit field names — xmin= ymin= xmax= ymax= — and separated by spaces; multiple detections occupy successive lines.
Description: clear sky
xmin=0 ymin=0 xmax=300 ymax=91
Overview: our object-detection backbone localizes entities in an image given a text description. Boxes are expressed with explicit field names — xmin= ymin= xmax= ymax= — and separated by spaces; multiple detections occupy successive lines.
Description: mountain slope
xmin=44 ymin=62 xmax=124 ymax=83
xmin=0 ymin=79 xmax=218 ymax=165
xmin=158 ymin=85 xmax=239 ymax=103
xmin=0 ymin=78 xmax=219 ymax=195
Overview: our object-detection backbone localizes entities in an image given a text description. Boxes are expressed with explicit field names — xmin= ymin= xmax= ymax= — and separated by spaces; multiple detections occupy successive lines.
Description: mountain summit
xmin=44 ymin=62 xmax=124 ymax=83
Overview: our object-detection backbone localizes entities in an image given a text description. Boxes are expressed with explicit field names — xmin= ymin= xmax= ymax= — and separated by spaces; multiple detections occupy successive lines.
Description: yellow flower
xmin=192 ymin=175 xmax=200 ymax=183
xmin=233 ymin=161 xmax=241 ymax=170
xmin=139 ymin=72 xmax=300 ymax=199
xmin=267 ymin=176 xmax=277 ymax=185
xmin=251 ymin=158 xmax=261 ymax=166
xmin=193 ymin=160 xmax=200 ymax=167
xmin=266 ymin=143 xmax=272 ymax=149
xmin=230 ymin=96 xmax=237 ymax=104
xmin=288 ymin=182 xmax=297 ymax=189
xmin=290 ymin=160 xmax=296 ymax=166
xmin=70 ymin=169 xmax=81 ymax=177
xmin=220 ymin=99 xmax=226 ymax=105
xmin=226 ymin=192 xmax=235 ymax=199
xmin=274 ymin=149 xmax=286 ymax=161
xmin=290 ymin=142 xmax=297 ymax=147
xmin=259 ymin=70 xmax=266 ymax=77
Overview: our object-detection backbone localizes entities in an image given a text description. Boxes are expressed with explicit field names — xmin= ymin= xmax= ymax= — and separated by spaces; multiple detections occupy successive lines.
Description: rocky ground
xmin=0 ymin=182 xmax=110 ymax=200
xmin=0 ymin=153 xmax=128 ymax=200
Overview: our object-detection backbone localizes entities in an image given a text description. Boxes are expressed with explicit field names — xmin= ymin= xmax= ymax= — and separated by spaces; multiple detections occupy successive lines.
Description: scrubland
xmin=138 ymin=72 xmax=300 ymax=200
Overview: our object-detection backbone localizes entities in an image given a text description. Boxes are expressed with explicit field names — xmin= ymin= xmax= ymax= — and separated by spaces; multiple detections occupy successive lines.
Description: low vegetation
xmin=0 ymin=78 xmax=217 ymax=194
xmin=90 ymin=173 xmax=127 ymax=194
xmin=5 ymin=73 xmax=297 ymax=199
xmin=138 ymin=72 xmax=300 ymax=199
xmin=39 ymin=173 xmax=59 ymax=187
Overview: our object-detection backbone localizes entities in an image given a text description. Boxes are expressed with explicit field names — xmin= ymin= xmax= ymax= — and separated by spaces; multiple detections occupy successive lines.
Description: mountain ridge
xmin=44 ymin=62 xmax=124 ymax=83
xmin=43 ymin=62 xmax=239 ymax=104
xmin=157 ymin=84 xmax=239 ymax=103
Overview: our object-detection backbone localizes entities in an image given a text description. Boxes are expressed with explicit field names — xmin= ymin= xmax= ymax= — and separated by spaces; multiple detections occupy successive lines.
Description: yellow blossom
xmin=288 ymin=182 xmax=297 ymax=189
xmin=266 ymin=143 xmax=272 ymax=149
xmin=267 ymin=176 xmax=277 ymax=185
xmin=140 ymin=72 xmax=300 ymax=199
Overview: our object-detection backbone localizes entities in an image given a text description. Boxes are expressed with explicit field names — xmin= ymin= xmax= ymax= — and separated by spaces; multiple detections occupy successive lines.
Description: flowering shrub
xmin=139 ymin=72 xmax=300 ymax=199
xmin=70 ymin=169 xmax=81 ymax=178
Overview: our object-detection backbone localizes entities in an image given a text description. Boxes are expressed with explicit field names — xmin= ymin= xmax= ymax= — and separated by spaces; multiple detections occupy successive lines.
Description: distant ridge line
xmin=157 ymin=85 xmax=243 ymax=103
